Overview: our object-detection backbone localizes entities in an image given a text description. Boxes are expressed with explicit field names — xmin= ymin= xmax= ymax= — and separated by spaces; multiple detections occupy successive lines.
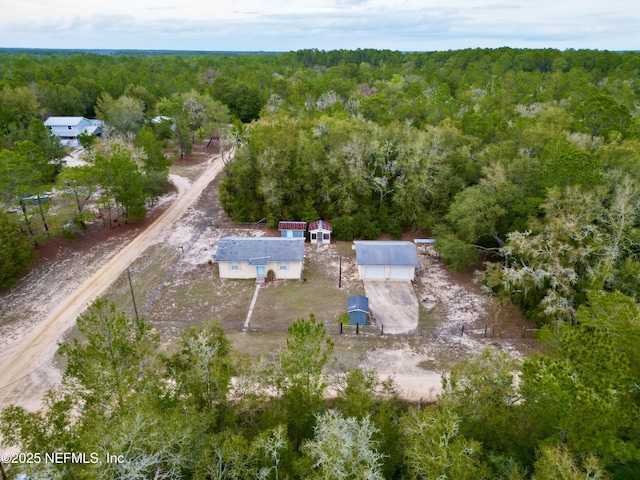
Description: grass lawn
xmin=145 ymin=265 xmax=256 ymax=335
xmin=103 ymin=239 xmax=369 ymax=341
xmin=251 ymin=243 xmax=365 ymax=328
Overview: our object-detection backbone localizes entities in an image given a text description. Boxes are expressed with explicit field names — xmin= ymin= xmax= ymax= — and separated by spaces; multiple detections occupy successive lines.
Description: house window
xmin=311 ymin=233 xmax=317 ymax=240
xmin=67 ymin=125 xmax=72 ymax=130
xmin=280 ymin=262 xmax=287 ymax=270
xmin=323 ymin=233 xmax=330 ymax=240
xmin=231 ymin=262 xmax=239 ymax=271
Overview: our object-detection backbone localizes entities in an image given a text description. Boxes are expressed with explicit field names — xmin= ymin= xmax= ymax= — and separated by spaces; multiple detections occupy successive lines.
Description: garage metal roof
xmin=354 ymin=241 xmax=419 ymax=266
xmin=214 ymin=237 xmax=304 ymax=263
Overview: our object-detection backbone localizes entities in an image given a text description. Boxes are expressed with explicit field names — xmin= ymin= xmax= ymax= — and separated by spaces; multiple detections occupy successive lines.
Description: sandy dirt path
xmin=0 ymin=153 xmax=226 ymax=410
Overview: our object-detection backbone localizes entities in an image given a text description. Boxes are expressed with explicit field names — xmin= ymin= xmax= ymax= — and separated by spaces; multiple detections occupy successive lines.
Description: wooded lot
xmin=1 ymin=47 xmax=640 ymax=478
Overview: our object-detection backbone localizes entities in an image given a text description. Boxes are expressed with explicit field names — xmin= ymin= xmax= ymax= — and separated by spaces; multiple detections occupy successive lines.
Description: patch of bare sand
xmin=360 ymin=345 xmax=443 ymax=401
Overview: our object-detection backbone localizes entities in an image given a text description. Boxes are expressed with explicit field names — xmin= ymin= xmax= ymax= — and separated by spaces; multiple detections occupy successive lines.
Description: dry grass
xmin=252 ymin=243 xmax=364 ymax=327
xmin=99 ymin=233 xmax=367 ymax=341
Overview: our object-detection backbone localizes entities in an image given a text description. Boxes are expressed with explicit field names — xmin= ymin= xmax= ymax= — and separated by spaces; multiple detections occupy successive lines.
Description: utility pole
xmin=127 ymin=267 xmax=140 ymax=328
xmin=338 ymin=255 xmax=342 ymax=289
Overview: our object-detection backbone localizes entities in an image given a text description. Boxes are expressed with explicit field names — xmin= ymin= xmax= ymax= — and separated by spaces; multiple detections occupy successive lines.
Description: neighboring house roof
xmin=214 ymin=237 xmax=305 ymax=263
xmin=347 ymin=294 xmax=369 ymax=313
xmin=152 ymin=115 xmax=173 ymax=124
xmin=309 ymin=219 xmax=332 ymax=232
xmin=278 ymin=221 xmax=307 ymax=231
xmin=354 ymin=241 xmax=420 ymax=266
xmin=44 ymin=116 xmax=87 ymax=127
xmin=44 ymin=117 xmax=103 ymax=138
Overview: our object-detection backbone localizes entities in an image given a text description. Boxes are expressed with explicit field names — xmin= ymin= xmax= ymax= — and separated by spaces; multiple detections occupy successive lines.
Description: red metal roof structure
xmin=278 ymin=221 xmax=307 ymax=231
xmin=308 ymin=219 xmax=332 ymax=232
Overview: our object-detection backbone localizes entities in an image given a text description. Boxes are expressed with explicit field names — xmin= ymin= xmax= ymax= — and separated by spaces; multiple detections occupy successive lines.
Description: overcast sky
xmin=1 ymin=0 xmax=638 ymax=52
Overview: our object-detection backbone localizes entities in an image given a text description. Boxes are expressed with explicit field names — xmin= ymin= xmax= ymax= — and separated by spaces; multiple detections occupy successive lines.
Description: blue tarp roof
xmin=347 ymin=294 xmax=369 ymax=313
xmin=214 ymin=237 xmax=304 ymax=263
xmin=354 ymin=241 xmax=419 ymax=266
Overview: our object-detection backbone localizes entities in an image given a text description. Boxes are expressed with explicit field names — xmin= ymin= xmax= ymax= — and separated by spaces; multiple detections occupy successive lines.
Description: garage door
xmin=364 ymin=266 xmax=385 ymax=279
xmin=389 ymin=266 xmax=411 ymax=280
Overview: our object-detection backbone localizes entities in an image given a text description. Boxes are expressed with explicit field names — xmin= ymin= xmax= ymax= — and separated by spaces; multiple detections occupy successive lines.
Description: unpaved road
xmin=0 ymin=153 xmax=226 ymax=410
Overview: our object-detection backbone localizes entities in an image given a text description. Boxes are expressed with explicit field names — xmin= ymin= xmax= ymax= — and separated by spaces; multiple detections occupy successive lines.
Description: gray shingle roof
xmin=354 ymin=241 xmax=419 ymax=266
xmin=214 ymin=237 xmax=304 ymax=263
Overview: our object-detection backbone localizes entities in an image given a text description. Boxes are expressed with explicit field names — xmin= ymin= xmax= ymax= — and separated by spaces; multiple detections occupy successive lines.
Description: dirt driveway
xmin=0 ymin=152 xmax=226 ymax=411
xmin=364 ymin=281 xmax=419 ymax=334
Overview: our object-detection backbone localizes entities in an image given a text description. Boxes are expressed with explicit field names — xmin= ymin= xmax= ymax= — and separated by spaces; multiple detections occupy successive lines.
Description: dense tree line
xmin=2 ymin=300 xmax=638 ymax=478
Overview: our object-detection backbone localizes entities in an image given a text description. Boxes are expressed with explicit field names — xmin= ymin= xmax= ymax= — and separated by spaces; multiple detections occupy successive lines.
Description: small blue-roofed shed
xmin=347 ymin=295 xmax=369 ymax=325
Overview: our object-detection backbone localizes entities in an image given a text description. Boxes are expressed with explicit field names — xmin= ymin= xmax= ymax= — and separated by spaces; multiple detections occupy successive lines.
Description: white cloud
xmin=0 ymin=0 xmax=637 ymax=51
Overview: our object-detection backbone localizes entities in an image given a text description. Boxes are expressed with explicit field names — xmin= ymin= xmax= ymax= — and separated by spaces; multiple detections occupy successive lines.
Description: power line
xmin=0 ymin=354 xmax=56 ymax=393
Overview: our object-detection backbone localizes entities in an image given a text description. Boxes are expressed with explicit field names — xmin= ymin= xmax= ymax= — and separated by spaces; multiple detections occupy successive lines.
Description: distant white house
xmin=44 ymin=116 xmax=103 ymax=147
xmin=354 ymin=241 xmax=420 ymax=281
xmin=214 ymin=237 xmax=305 ymax=281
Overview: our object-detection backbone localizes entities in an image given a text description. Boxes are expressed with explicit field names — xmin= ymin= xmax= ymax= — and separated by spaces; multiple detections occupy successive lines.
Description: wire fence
xmin=0 ymin=322 xmax=537 ymax=397
xmin=218 ymin=321 xmax=539 ymax=339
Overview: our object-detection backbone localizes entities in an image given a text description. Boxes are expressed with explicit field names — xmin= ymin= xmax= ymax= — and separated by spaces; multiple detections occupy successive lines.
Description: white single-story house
xmin=214 ymin=237 xmax=305 ymax=280
xmin=278 ymin=221 xmax=307 ymax=238
xmin=354 ymin=240 xmax=420 ymax=281
xmin=44 ymin=116 xmax=103 ymax=147
xmin=309 ymin=219 xmax=332 ymax=244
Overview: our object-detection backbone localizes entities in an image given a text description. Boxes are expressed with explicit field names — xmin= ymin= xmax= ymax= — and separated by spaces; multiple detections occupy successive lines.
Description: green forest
xmin=1 ymin=47 xmax=640 ymax=478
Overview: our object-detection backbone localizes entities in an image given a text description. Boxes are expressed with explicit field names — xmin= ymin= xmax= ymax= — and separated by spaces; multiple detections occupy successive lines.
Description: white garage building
xmin=354 ymin=241 xmax=419 ymax=281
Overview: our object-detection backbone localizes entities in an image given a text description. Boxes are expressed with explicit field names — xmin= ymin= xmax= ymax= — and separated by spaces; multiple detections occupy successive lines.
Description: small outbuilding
xmin=414 ymin=238 xmax=437 ymax=255
xmin=354 ymin=240 xmax=420 ymax=281
xmin=347 ymin=294 xmax=369 ymax=325
xmin=278 ymin=221 xmax=307 ymax=239
xmin=214 ymin=237 xmax=305 ymax=280
xmin=309 ymin=219 xmax=332 ymax=244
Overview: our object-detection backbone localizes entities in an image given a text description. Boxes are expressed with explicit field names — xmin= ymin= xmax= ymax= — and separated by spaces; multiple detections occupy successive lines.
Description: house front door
xmin=257 ymin=265 xmax=265 ymax=276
